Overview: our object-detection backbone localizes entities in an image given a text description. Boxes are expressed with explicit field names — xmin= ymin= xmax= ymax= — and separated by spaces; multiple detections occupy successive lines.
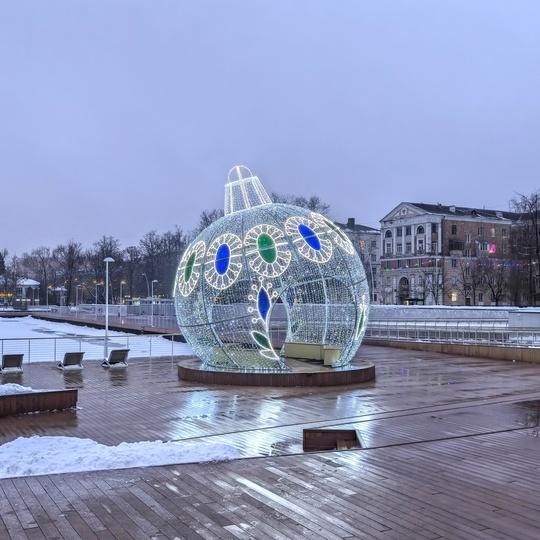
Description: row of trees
xmin=1 ymin=193 xmax=332 ymax=308
xmin=1 ymin=227 xmax=187 ymax=308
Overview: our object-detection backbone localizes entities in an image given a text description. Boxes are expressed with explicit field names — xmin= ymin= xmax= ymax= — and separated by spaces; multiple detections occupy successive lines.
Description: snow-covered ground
xmin=0 ymin=437 xmax=241 ymax=479
xmin=0 ymin=317 xmax=241 ymax=479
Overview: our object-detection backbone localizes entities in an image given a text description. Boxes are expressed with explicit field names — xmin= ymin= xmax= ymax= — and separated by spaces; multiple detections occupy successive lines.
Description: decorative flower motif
xmin=204 ymin=233 xmax=243 ymax=290
xmin=311 ymin=213 xmax=354 ymax=254
xmin=244 ymin=224 xmax=291 ymax=277
xmin=247 ymin=280 xmax=279 ymax=359
xmin=285 ymin=216 xmax=333 ymax=263
xmin=175 ymin=241 xmax=206 ymax=297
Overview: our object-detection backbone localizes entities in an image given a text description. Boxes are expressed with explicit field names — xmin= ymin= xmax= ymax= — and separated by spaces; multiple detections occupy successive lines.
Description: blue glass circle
xmin=258 ymin=287 xmax=271 ymax=323
xmin=298 ymin=224 xmax=321 ymax=251
xmin=215 ymin=243 xmax=231 ymax=275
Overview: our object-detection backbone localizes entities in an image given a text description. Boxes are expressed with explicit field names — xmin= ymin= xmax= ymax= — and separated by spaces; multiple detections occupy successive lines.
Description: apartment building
xmin=379 ymin=202 xmax=524 ymax=306
xmin=334 ymin=218 xmax=380 ymax=303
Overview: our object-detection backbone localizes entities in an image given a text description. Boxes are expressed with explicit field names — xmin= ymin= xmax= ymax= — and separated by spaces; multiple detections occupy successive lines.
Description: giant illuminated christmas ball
xmin=174 ymin=166 xmax=369 ymax=371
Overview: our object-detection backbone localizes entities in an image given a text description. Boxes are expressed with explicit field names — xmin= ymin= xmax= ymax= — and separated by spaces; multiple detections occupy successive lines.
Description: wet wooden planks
xmin=1 ymin=428 xmax=540 ymax=539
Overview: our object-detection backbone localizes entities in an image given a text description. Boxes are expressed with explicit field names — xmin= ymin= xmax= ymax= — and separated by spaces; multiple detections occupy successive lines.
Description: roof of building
xmin=334 ymin=218 xmax=380 ymax=233
xmin=406 ymin=203 xmax=522 ymax=221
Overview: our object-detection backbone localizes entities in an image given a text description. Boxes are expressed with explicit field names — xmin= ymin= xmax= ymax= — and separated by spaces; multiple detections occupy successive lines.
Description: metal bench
xmin=1 ymin=354 xmax=24 ymax=373
xmin=57 ymin=352 xmax=84 ymax=371
xmin=101 ymin=349 xmax=129 ymax=368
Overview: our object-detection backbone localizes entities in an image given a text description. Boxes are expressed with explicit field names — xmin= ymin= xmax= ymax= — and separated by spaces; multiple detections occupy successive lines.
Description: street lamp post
xmin=142 ymin=273 xmax=150 ymax=298
xmin=94 ymin=282 xmax=100 ymax=320
xmin=151 ymin=279 xmax=158 ymax=327
xmin=75 ymin=284 xmax=82 ymax=317
xmin=119 ymin=280 xmax=126 ymax=318
xmin=104 ymin=257 xmax=115 ymax=360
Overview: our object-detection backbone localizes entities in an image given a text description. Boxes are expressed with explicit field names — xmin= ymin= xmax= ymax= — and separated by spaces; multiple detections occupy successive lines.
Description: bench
xmin=283 ymin=342 xmax=341 ymax=366
xmin=57 ymin=352 xmax=84 ymax=371
xmin=1 ymin=354 xmax=24 ymax=373
xmin=102 ymin=349 xmax=129 ymax=368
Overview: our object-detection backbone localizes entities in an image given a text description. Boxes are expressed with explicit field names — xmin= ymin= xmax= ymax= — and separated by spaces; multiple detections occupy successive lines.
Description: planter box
xmin=0 ymin=389 xmax=78 ymax=417
xmin=303 ymin=428 xmax=362 ymax=452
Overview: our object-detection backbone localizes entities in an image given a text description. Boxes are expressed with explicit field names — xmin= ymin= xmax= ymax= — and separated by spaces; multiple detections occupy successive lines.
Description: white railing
xmin=364 ymin=319 xmax=540 ymax=348
xmin=0 ymin=334 xmax=191 ymax=364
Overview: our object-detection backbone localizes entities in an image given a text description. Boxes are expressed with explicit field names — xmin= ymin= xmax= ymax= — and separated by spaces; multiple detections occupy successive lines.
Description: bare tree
xmin=479 ymin=258 xmax=509 ymax=306
xmin=20 ymin=247 xmax=54 ymax=306
xmin=510 ymin=191 xmax=540 ymax=304
xmin=190 ymin=209 xmax=225 ymax=238
xmin=270 ymin=192 xmax=331 ymax=216
xmin=455 ymin=260 xmax=484 ymax=306
xmin=53 ymin=240 xmax=83 ymax=306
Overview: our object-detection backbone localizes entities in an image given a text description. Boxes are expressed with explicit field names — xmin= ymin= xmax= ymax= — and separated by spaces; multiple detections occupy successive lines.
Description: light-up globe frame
xmin=174 ymin=168 xmax=370 ymax=371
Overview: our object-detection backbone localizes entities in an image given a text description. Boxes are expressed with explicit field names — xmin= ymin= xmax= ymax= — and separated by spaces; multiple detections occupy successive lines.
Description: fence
xmin=0 ymin=334 xmax=191 ymax=364
xmin=364 ymin=319 xmax=540 ymax=348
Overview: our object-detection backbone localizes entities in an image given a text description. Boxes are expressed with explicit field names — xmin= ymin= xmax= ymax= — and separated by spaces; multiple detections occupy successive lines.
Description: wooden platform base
xmin=178 ymin=357 xmax=375 ymax=387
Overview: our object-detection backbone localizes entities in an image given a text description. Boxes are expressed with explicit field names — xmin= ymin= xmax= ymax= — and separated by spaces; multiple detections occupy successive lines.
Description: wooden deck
xmin=1 ymin=346 xmax=540 ymax=539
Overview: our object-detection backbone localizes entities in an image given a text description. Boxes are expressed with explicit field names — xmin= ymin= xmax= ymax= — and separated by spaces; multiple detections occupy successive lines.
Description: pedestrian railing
xmin=0 ymin=334 xmax=192 ymax=364
xmin=364 ymin=319 xmax=540 ymax=348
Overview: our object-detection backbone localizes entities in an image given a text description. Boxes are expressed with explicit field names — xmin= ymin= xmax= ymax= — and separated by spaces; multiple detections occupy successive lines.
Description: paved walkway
xmin=1 ymin=346 xmax=540 ymax=539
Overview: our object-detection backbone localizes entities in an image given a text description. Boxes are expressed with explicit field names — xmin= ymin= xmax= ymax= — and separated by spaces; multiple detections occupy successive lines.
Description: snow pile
xmin=0 ymin=383 xmax=41 ymax=395
xmin=0 ymin=436 xmax=241 ymax=479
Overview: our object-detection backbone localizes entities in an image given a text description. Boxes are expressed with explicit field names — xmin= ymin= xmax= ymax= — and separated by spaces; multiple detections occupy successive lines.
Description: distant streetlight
xmin=104 ymin=257 xmax=115 ymax=360
xmin=142 ymin=273 xmax=150 ymax=298
xmin=94 ymin=282 xmax=101 ymax=320
xmin=75 ymin=284 xmax=82 ymax=317
xmin=119 ymin=280 xmax=126 ymax=305
xmin=151 ymin=279 xmax=158 ymax=327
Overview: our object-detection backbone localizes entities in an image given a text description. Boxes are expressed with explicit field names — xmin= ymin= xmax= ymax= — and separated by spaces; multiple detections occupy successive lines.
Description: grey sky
xmin=1 ymin=1 xmax=539 ymax=255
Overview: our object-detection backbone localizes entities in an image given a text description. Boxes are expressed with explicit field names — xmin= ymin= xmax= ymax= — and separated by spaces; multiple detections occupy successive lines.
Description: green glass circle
xmin=184 ymin=252 xmax=196 ymax=282
xmin=258 ymin=233 xmax=277 ymax=263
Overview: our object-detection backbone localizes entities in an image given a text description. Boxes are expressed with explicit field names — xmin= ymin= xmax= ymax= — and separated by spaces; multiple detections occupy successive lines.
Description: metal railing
xmin=0 ymin=334 xmax=190 ymax=364
xmin=364 ymin=319 xmax=540 ymax=348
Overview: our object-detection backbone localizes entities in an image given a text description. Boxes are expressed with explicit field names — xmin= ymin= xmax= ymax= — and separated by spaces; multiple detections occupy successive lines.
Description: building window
xmin=490 ymin=227 xmax=495 ymax=237
xmin=465 ymin=233 xmax=471 ymax=243
xmin=431 ymin=224 xmax=438 ymax=234
xmin=502 ymin=244 xmax=507 ymax=255
xmin=451 ymin=259 xmax=457 ymax=267
xmin=465 ymin=248 xmax=471 ymax=257
xmin=418 ymin=239 xmax=424 ymax=253
xmin=397 ymin=244 xmax=402 ymax=254
xmin=417 ymin=226 xmax=424 ymax=234
xmin=465 ymin=266 xmax=470 ymax=276
xmin=405 ymin=243 xmax=412 ymax=253
xmin=405 ymin=226 xmax=411 ymax=236
xmin=480 ymin=242 xmax=489 ymax=251
xmin=386 ymin=243 xmax=392 ymax=254
xmin=371 ymin=240 xmax=377 ymax=249
xmin=406 ymin=259 xmax=411 ymax=267
xmin=478 ymin=226 xmax=483 ymax=236
xmin=386 ymin=261 xmax=391 ymax=270
xmin=397 ymin=228 xmax=403 ymax=237
xmin=385 ymin=230 xmax=392 ymax=238
xmin=478 ymin=292 xmax=484 ymax=302
xmin=451 ymin=225 xmax=457 ymax=235
xmin=431 ymin=242 xmax=438 ymax=253
xmin=502 ymin=228 xmax=507 ymax=238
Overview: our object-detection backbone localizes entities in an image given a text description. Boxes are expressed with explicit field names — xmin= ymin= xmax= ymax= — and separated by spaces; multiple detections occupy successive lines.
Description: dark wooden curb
xmin=0 ymin=389 xmax=78 ymax=417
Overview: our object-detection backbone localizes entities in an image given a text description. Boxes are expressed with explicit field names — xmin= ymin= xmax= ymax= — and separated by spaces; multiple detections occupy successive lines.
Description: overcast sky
xmin=1 ymin=1 xmax=539 ymax=256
